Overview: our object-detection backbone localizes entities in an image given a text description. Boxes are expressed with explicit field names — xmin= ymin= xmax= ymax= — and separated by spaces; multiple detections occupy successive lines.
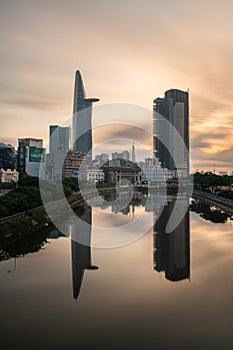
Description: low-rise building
xmin=102 ymin=160 xmax=141 ymax=185
xmin=140 ymin=158 xmax=173 ymax=184
xmin=0 ymin=168 xmax=19 ymax=183
xmin=87 ymin=168 xmax=105 ymax=183
xmin=46 ymin=149 xmax=87 ymax=182
xmin=63 ymin=151 xmax=87 ymax=180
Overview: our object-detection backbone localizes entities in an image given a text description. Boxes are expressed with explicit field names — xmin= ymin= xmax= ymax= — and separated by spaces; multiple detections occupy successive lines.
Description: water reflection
xmin=0 ymin=227 xmax=51 ymax=263
xmin=0 ymin=227 xmax=65 ymax=274
xmin=70 ymin=206 xmax=98 ymax=299
xmin=70 ymin=192 xmax=191 ymax=299
xmin=3 ymin=193 xmax=225 ymax=296
xmin=1 ymin=193 xmax=233 ymax=350
xmin=154 ymin=197 xmax=190 ymax=282
xmin=190 ymin=199 xmax=232 ymax=223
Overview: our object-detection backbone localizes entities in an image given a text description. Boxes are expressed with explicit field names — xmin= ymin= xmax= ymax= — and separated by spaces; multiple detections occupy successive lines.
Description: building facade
xmin=72 ymin=70 xmax=99 ymax=164
xmin=0 ymin=168 xmax=19 ymax=183
xmin=140 ymin=158 xmax=173 ymax=184
xmin=153 ymin=89 xmax=189 ymax=177
xmin=17 ymin=138 xmax=45 ymax=177
xmin=102 ymin=161 xmax=141 ymax=185
xmin=49 ymin=125 xmax=70 ymax=153
xmin=110 ymin=151 xmax=130 ymax=167
xmin=87 ymin=168 xmax=105 ymax=183
xmin=46 ymin=149 xmax=87 ymax=182
xmin=63 ymin=150 xmax=87 ymax=180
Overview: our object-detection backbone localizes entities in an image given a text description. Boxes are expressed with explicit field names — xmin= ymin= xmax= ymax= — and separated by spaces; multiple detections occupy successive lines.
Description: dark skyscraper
xmin=153 ymin=89 xmax=189 ymax=176
xmin=72 ymin=70 xmax=99 ymax=163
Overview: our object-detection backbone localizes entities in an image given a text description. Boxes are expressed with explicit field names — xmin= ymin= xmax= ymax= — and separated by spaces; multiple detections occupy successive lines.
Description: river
xmin=0 ymin=192 xmax=233 ymax=350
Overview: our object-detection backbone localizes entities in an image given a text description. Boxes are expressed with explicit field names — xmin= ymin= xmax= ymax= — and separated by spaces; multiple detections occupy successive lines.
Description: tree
xmin=0 ymin=145 xmax=16 ymax=170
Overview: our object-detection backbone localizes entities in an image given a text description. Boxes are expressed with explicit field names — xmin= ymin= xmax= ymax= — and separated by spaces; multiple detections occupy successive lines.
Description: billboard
xmin=29 ymin=147 xmax=45 ymax=163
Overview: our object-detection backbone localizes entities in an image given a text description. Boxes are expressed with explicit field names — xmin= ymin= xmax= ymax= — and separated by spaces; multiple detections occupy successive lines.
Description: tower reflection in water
xmin=154 ymin=197 xmax=190 ymax=282
xmin=70 ymin=194 xmax=190 ymax=300
xmin=70 ymin=206 xmax=98 ymax=300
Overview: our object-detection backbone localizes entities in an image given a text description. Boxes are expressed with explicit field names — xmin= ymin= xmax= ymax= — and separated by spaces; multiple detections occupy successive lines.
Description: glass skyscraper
xmin=72 ymin=70 xmax=99 ymax=164
xmin=49 ymin=125 xmax=70 ymax=153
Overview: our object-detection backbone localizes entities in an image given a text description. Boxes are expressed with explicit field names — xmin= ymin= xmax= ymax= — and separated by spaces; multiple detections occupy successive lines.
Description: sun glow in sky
xmin=1 ymin=0 xmax=233 ymax=172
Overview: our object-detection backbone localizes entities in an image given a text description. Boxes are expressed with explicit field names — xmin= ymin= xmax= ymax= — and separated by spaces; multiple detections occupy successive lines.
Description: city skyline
xmin=1 ymin=1 xmax=233 ymax=172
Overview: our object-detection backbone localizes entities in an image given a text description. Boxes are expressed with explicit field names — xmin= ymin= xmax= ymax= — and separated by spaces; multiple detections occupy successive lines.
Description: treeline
xmin=194 ymin=172 xmax=233 ymax=199
xmin=0 ymin=176 xmax=78 ymax=218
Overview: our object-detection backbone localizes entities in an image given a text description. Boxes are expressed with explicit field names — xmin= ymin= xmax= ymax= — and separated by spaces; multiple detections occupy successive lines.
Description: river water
xmin=0 ymin=193 xmax=233 ymax=350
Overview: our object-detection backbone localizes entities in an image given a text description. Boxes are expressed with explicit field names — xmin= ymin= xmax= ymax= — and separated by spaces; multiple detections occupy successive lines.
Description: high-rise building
xmin=49 ymin=125 xmax=70 ymax=153
xmin=153 ymin=89 xmax=189 ymax=176
xmin=132 ymin=141 xmax=136 ymax=162
xmin=72 ymin=70 xmax=99 ymax=164
xmin=17 ymin=138 xmax=45 ymax=177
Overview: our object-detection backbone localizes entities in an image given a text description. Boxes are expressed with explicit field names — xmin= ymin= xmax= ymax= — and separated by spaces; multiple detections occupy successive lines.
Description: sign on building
xmin=29 ymin=147 xmax=45 ymax=163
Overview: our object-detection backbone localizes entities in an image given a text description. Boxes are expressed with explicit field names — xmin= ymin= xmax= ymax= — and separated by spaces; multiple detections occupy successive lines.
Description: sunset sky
xmin=1 ymin=0 xmax=233 ymax=172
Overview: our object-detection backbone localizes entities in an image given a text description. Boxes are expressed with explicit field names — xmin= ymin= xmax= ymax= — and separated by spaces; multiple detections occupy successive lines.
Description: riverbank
xmin=192 ymin=190 xmax=233 ymax=215
xmin=0 ymin=187 xmax=115 ymax=246
xmin=3 ymin=187 xmax=233 ymax=247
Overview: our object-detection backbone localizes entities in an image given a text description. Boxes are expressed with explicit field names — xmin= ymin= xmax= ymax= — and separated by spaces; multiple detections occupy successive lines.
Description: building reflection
xmin=153 ymin=197 xmax=190 ymax=282
xmin=70 ymin=206 xmax=98 ymax=300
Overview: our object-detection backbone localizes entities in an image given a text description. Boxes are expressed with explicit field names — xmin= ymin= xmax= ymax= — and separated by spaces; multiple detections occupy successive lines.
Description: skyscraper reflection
xmin=154 ymin=196 xmax=190 ymax=282
xmin=70 ymin=206 xmax=98 ymax=300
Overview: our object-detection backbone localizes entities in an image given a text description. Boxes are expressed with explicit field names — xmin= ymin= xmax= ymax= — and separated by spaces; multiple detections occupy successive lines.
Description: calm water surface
xmin=0 ymin=194 xmax=233 ymax=350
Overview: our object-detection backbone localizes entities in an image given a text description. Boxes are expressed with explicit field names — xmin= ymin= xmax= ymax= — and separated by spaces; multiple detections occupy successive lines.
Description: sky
xmin=1 ymin=0 xmax=233 ymax=172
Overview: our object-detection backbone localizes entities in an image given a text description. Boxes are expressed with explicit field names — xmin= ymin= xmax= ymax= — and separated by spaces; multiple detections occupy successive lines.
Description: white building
xmin=140 ymin=158 xmax=173 ymax=184
xmin=0 ymin=168 xmax=19 ymax=183
xmin=87 ymin=168 xmax=105 ymax=183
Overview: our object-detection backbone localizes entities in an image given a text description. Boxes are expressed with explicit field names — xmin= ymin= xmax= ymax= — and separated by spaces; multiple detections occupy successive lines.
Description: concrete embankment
xmin=192 ymin=190 xmax=233 ymax=215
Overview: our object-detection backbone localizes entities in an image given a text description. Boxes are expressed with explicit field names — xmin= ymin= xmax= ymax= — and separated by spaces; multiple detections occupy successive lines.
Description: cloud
xmin=1 ymin=97 xmax=61 ymax=110
xmin=94 ymin=123 xmax=152 ymax=150
xmin=0 ymin=83 xmax=70 ymax=111
xmin=1 ymin=0 xmax=233 ymax=169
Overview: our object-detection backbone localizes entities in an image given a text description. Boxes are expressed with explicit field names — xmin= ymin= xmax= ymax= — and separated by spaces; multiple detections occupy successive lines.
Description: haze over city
xmin=1 ymin=0 xmax=233 ymax=172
